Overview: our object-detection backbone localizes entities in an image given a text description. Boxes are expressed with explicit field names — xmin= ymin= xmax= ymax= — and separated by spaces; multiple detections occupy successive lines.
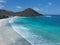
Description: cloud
xmin=0 ymin=0 xmax=6 ymax=9
xmin=33 ymin=8 xmax=40 ymax=11
xmin=0 ymin=0 xmax=6 ymax=3
xmin=0 ymin=4 xmax=4 ymax=9
xmin=16 ymin=6 xmax=22 ymax=9
xmin=48 ymin=2 xmax=52 ymax=6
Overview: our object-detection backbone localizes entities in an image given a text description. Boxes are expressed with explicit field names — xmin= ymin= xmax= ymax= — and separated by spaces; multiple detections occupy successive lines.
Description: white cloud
xmin=0 ymin=0 xmax=6 ymax=9
xmin=33 ymin=8 xmax=40 ymax=11
xmin=0 ymin=0 xmax=6 ymax=3
xmin=16 ymin=6 xmax=22 ymax=9
xmin=0 ymin=4 xmax=4 ymax=9
xmin=48 ymin=2 xmax=52 ymax=6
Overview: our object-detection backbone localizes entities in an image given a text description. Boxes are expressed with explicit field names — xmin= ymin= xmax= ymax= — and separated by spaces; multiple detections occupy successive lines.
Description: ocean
xmin=9 ymin=15 xmax=60 ymax=45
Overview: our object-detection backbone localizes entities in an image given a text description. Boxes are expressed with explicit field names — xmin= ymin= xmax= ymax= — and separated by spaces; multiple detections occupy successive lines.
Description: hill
xmin=0 ymin=9 xmax=14 ymax=19
xmin=15 ymin=8 xmax=43 ymax=17
xmin=0 ymin=8 xmax=43 ymax=19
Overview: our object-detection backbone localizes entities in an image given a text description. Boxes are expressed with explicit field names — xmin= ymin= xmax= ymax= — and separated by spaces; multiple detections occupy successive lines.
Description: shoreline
xmin=9 ymin=16 xmax=33 ymax=45
xmin=0 ymin=17 xmax=31 ymax=45
xmin=10 ymin=23 xmax=33 ymax=45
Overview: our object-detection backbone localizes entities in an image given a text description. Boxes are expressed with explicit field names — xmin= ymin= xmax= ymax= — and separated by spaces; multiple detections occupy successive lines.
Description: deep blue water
xmin=10 ymin=15 xmax=60 ymax=45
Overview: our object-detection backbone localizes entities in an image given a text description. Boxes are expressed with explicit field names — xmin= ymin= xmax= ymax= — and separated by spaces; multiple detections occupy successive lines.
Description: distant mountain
xmin=15 ymin=8 xmax=43 ymax=17
xmin=0 ymin=8 xmax=43 ymax=19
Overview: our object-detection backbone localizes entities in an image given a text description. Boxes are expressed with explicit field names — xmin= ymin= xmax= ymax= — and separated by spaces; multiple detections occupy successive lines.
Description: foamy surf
xmin=9 ymin=17 xmax=60 ymax=45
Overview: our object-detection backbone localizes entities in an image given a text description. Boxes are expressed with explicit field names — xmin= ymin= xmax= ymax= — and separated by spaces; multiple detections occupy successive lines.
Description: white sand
xmin=0 ymin=17 xmax=31 ymax=45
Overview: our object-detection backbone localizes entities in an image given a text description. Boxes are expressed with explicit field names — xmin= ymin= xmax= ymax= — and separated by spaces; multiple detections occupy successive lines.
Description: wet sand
xmin=0 ymin=18 xmax=31 ymax=45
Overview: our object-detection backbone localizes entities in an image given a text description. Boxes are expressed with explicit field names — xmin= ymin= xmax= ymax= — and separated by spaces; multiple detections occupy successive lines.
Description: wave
xmin=9 ymin=18 xmax=60 ymax=45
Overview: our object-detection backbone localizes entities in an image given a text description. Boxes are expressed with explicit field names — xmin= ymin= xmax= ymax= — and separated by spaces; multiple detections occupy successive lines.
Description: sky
xmin=0 ymin=0 xmax=60 ymax=15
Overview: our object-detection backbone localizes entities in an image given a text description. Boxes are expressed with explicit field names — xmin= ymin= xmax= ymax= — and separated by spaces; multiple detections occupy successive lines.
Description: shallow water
xmin=9 ymin=15 xmax=60 ymax=45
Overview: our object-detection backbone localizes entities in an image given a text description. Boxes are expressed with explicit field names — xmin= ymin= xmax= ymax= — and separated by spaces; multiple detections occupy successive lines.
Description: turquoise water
xmin=10 ymin=15 xmax=60 ymax=45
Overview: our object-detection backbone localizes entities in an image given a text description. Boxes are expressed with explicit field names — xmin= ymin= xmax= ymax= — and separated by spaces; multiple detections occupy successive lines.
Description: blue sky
xmin=0 ymin=0 xmax=60 ymax=14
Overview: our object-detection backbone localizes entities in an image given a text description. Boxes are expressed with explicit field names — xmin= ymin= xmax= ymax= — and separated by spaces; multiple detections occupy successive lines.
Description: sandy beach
xmin=0 ymin=17 xmax=31 ymax=45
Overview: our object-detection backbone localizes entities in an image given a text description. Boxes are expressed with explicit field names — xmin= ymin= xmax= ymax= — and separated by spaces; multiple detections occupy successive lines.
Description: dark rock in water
xmin=15 ymin=8 xmax=43 ymax=17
